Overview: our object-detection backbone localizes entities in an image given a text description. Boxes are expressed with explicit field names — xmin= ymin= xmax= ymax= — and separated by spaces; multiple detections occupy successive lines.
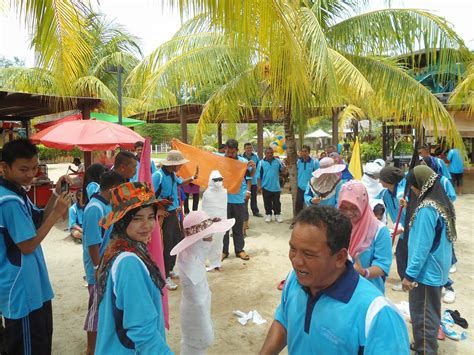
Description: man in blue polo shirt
xmin=130 ymin=141 xmax=157 ymax=182
xmin=82 ymin=171 xmax=124 ymax=355
xmin=418 ymin=145 xmax=451 ymax=180
xmin=152 ymin=150 xmax=198 ymax=290
xmin=446 ymin=147 xmax=464 ymax=195
xmin=260 ymin=206 xmax=409 ymax=355
xmin=0 ymin=139 xmax=71 ymax=354
xmin=295 ymin=145 xmax=319 ymax=216
xmin=241 ymin=142 xmax=262 ymax=217
xmin=256 ymin=147 xmax=287 ymax=223
xmin=222 ymin=139 xmax=256 ymax=261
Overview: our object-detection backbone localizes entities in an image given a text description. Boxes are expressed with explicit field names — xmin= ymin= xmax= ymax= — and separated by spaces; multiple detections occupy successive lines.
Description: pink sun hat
xmin=312 ymin=157 xmax=346 ymax=178
xmin=170 ymin=211 xmax=235 ymax=255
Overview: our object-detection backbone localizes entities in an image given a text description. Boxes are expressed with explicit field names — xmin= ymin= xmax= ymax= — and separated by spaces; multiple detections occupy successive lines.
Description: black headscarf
xmin=405 ymin=165 xmax=456 ymax=242
xmin=379 ymin=166 xmax=405 ymax=185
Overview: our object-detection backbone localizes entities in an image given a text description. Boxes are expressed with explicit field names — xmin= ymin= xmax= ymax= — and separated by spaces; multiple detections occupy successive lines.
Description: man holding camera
xmin=152 ymin=150 xmax=198 ymax=290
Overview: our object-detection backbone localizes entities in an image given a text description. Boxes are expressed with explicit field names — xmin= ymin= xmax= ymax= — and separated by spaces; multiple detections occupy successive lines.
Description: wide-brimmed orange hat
xmin=100 ymin=182 xmax=167 ymax=229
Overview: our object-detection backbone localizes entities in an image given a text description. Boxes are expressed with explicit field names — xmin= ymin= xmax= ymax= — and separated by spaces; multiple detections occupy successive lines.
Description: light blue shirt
xmin=228 ymin=156 xmax=252 ymax=204
xmin=96 ymin=252 xmax=173 ymax=354
xmin=0 ymin=178 xmax=54 ymax=319
xmin=152 ymin=168 xmax=183 ymax=211
xmin=68 ymin=203 xmax=84 ymax=231
xmin=131 ymin=159 xmax=158 ymax=183
xmin=241 ymin=152 xmax=260 ymax=185
xmin=82 ymin=194 xmax=113 ymax=285
xmin=297 ymin=158 xmax=319 ymax=190
xmin=376 ymin=181 xmax=406 ymax=226
xmin=406 ymin=206 xmax=452 ymax=287
xmin=447 ymin=149 xmax=464 ymax=174
xmin=440 ymin=176 xmax=456 ymax=202
xmin=256 ymin=158 xmax=283 ymax=192
xmin=304 ymin=180 xmax=343 ymax=207
xmin=358 ymin=225 xmax=393 ymax=294
xmin=275 ymin=262 xmax=409 ymax=354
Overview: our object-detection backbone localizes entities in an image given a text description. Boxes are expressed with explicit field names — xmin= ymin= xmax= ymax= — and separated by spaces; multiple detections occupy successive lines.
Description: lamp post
xmin=106 ymin=65 xmax=123 ymax=125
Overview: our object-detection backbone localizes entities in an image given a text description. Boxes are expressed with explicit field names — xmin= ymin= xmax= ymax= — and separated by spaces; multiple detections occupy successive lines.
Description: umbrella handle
xmin=391 ymin=198 xmax=406 ymax=245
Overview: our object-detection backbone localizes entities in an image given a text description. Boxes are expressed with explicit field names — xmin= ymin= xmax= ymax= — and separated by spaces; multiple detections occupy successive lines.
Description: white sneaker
xmin=449 ymin=264 xmax=457 ymax=274
xmin=265 ymin=215 xmax=272 ymax=223
xmin=391 ymin=282 xmax=404 ymax=292
xmin=169 ymin=270 xmax=179 ymax=279
xmin=442 ymin=290 xmax=456 ymax=304
xmin=275 ymin=214 xmax=283 ymax=223
xmin=166 ymin=277 xmax=178 ymax=290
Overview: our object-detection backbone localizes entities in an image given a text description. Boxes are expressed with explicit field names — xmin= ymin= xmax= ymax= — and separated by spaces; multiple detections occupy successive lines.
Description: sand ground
xmin=43 ymin=164 xmax=474 ymax=354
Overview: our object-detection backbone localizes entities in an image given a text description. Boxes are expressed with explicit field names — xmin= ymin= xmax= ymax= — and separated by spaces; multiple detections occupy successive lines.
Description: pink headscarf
xmin=338 ymin=181 xmax=381 ymax=259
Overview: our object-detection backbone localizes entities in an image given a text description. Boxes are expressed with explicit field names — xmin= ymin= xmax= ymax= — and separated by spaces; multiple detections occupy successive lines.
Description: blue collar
xmin=90 ymin=192 xmax=109 ymax=206
xmin=242 ymin=152 xmax=256 ymax=159
xmin=298 ymin=157 xmax=312 ymax=163
xmin=0 ymin=177 xmax=27 ymax=197
xmin=303 ymin=260 xmax=359 ymax=304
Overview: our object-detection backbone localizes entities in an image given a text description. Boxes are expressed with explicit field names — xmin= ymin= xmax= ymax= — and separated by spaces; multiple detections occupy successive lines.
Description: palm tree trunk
xmin=283 ymin=113 xmax=298 ymax=218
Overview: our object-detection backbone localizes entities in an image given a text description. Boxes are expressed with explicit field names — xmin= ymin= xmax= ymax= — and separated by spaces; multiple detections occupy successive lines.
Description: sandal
xmin=237 ymin=251 xmax=250 ymax=260
xmin=221 ymin=252 xmax=229 ymax=261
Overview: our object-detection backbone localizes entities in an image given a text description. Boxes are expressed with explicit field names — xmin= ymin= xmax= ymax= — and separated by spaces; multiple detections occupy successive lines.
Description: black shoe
xmin=253 ymin=212 xmax=263 ymax=217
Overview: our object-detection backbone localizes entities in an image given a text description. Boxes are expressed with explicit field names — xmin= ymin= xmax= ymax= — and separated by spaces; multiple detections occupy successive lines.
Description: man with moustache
xmin=260 ymin=206 xmax=409 ymax=354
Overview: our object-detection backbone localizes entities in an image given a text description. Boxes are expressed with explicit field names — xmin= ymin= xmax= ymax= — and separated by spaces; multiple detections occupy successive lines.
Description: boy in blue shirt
xmin=0 ymin=139 xmax=71 ymax=354
xmin=260 ymin=206 xmax=409 ymax=355
xmin=256 ymin=147 xmax=287 ymax=223
xmin=69 ymin=189 xmax=85 ymax=241
xmin=295 ymin=145 xmax=319 ymax=216
xmin=241 ymin=142 xmax=262 ymax=217
xmin=113 ymin=151 xmax=137 ymax=182
xmin=82 ymin=171 xmax=125 ymax=355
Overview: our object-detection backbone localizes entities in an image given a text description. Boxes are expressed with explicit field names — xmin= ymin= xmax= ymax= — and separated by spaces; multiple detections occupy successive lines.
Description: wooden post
xmin=331 ymin=108 xmax=339 ymax=146
xmin=217 ymin=122 xmax=223 ymax=147
xmin=257 ymin=113 xmax=264 ymax=159
xmin=179 ymin=106 xmax=188 ymax=144
xmin=82 ymin=104 xmax=92 ymax=168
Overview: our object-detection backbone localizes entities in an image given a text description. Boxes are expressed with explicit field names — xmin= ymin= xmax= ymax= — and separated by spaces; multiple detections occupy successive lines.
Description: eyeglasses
xmin=212 ymin=177 xmax=224 ymax=182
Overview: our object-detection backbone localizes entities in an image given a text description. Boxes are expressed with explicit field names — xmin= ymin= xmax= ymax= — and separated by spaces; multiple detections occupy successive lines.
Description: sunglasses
xmin=212 ymin=177 xmax=224 ymax=182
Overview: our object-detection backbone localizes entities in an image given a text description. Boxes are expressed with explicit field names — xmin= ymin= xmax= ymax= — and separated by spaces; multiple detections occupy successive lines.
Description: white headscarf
xmin=362 ymin=162 xmax=384 ymax=199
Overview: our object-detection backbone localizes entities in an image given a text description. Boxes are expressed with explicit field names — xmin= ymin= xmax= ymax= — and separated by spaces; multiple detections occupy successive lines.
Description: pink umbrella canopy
xmin=30 ymin=119 xmax=144 ymax=151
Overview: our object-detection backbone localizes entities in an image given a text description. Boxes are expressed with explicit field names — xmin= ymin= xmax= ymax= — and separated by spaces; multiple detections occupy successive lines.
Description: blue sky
xmin=1 ymin=0 xmax=473 ymax=66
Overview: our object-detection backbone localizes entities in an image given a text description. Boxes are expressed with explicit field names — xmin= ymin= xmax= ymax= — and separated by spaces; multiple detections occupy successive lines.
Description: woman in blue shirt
xmin=82 ymin=163 xmax=107 ymax=205
xmin=402 ymin=165 xmax=456 ymax=354
xmin=338 ymin=181 xmax=392 ymax=294
xmin=69 ymin=189 xmax=85 ymax=241
xmin=96 ymin=182 xmax=172 ymax=354
xmin=304 ymin=157 xmax=345 ymax=208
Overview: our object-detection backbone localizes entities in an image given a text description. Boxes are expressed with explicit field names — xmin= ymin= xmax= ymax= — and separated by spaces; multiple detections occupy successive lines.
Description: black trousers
xmin=183 ymin=193 xmax=199 ymax=214
xmin=250 ymin=184 xmax=259 ymax=215
xmin=409 ymin=284 xmax=442 ymax=355
xmin=4 ymin=301 xmax=53 ymax=355
xmin=395 ymin=234 xmax=409 ymax=280
xmin=262 ymin=188 xmax=281 ymax=216
xmin=162 ymin=210 xmax=183 ymax=277
xmin=295 ymin=187 xmax=305 ymax=217
xmin=223 ymin=203 xmax=245 ymax=255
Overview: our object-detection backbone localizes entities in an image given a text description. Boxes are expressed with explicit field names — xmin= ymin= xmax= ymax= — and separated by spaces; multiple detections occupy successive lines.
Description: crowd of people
xmin=0 ymin=137 xmax=466 ymax=354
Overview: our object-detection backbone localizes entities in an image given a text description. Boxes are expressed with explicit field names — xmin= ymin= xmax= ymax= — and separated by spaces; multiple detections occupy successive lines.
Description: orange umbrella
xmin=30 ymin=119 xmax=143 ymax=151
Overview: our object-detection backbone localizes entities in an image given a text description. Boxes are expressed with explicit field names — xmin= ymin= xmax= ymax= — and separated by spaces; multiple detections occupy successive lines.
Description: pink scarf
xmin=138 ymin=138 xmax=170 ymax=329
xmin=338 ymin=181 xmax=381 ymax=259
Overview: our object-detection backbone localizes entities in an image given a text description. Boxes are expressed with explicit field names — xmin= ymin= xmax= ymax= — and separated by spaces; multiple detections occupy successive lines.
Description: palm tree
xmin=449 ymin=58 xmax=474 ymax=113
xmin=132 ymin=1 xmax=468 ymax=214
xmin=0 ymin=8 xmax=142 ymax=114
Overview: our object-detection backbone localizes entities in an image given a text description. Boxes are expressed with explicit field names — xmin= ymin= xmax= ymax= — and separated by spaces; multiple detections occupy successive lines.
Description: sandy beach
xmin=43 ymin=163 xmax=474 ymax=354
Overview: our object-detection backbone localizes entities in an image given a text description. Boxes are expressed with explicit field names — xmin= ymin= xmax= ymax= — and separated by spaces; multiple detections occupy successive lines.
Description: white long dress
xmin=178 ymin=240 xmax=214 ymax=355
xmin=202 ymin=170 xmax=228 ymax=270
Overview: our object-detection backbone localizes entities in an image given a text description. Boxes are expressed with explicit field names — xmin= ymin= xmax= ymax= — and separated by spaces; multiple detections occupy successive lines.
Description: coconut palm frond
xmin=14 ymin=0 xmax=93 ymax=93
xmin=349 ymin=54 xmax=463 ymax=148
xmin=73 ymin=75 xmax=118 ymax=105
xmin=327 ymin=9 xmax=469 ymax=67
xmin=338 ymin=104 xmax=366 ymax=137
xmin=0 ymin=67 xmax=56 ymax=94
xmin=449 ymin=61 xmax=474 ymax=113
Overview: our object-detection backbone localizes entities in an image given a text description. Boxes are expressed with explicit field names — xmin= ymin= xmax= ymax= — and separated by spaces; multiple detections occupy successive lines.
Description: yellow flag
xmin=348 ymin=137 xmax=363 ymax=180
